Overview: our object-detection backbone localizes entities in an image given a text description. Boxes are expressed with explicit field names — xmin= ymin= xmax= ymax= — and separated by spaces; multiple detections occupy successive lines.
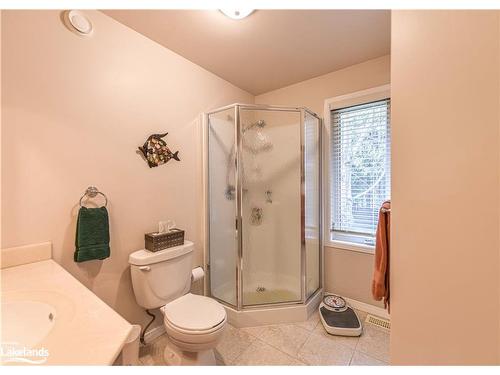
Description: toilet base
xmin=163 ymin=340 xmax=216 ymax=366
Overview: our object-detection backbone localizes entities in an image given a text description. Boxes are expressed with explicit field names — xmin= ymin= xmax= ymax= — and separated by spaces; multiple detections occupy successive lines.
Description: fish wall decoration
xmin=138 ymin=133 xmax=180 ymax=168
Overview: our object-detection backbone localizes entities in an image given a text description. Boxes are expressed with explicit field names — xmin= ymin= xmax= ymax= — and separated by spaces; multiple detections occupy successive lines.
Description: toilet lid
xmin=163 ymin=293 xmax=226 ymax=332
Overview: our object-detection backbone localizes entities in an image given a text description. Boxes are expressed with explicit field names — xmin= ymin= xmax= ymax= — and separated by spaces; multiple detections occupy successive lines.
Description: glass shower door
xmin=207 ymin=108 xmax=237 ymax=306
xmin=239 ymin=108 xmax=303 ymax=306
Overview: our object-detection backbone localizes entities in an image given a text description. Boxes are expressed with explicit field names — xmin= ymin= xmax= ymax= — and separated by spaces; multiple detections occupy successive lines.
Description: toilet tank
xmin=129 ymin=241 xmax=194 ymax=310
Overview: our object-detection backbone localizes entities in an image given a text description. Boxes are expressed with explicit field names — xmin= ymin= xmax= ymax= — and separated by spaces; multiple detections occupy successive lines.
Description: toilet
xmin=128 ymin=241 xmax=226 ymax=365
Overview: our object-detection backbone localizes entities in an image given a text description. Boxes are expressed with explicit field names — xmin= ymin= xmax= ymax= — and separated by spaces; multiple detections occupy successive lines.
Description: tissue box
xmin=145 ymin=229 xmax=185 ymax=252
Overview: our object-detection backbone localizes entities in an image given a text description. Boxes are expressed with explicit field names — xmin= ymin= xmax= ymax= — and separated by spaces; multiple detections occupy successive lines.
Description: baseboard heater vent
xmin=365 ymin=314 xmax=390 ymax=331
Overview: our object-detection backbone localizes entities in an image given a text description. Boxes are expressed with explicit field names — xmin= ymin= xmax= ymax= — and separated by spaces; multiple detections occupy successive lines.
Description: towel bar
xmin=79 ymin=186 xmax=108 ymax=208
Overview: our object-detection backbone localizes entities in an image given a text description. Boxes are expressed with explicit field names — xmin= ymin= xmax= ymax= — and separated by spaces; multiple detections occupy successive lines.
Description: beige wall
xmin=498 ymin=12 xmax=500 ymax=362
xmin=1 ymin=10 xmax=253 ymax=328
xmin=256 ymin=55 xmax=390 ymax=308
xmin=325 ymin=248 xmax=382 ymax=307
xmin=391 ymin=10 xmax=500 ymax=364
xmin=0 ymin=10 xmax=2 ymax=251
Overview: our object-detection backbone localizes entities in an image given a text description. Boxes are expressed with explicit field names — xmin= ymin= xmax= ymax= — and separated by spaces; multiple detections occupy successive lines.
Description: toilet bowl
xmin=161 ymin=293 xmax=226 ymax=365
xmin=128 ymin=241 xmax=227 ymax=365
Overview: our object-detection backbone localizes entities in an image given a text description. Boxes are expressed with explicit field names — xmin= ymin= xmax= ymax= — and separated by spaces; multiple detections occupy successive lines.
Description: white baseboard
xmin=143 ymin=324 xmax=165 ymax=344
xmin=341 ymin=296 xmax=390 ymax=320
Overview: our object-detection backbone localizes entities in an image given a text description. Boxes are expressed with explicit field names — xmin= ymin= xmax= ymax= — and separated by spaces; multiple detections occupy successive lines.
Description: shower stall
xmin=204 ymin=103 xmax=322 ymax=324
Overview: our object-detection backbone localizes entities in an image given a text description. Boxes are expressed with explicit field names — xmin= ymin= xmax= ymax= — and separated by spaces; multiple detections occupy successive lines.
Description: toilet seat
xmin=162 ymin=293 xmax=227 ymax=333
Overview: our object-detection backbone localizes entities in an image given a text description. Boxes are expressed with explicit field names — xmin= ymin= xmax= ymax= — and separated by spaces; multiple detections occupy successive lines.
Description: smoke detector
xmin=65 ymin=10 xmax=93 ymax=35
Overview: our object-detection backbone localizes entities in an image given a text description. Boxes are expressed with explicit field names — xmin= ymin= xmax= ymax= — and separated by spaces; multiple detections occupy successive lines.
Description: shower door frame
xmin=204 ymin=103 xmax=323 ymax=311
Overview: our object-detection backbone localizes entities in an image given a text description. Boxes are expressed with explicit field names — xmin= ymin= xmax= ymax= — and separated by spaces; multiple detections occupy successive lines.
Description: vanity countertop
xmin=1 ymin=259 xmax=133 ymax=365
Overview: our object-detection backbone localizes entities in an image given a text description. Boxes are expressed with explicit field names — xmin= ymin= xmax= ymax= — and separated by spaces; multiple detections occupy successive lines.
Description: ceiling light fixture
xmin=219 ymin=9 xmax=255 ymax=20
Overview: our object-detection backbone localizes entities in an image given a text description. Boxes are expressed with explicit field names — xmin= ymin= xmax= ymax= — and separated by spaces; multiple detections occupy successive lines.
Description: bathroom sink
xmin=1 ymin=289 xmax=74 ymax=352
xmin=1 ymin=300 xmax=56 ymax=349
xmin=1 ymin=259 xmax=132 ymax=364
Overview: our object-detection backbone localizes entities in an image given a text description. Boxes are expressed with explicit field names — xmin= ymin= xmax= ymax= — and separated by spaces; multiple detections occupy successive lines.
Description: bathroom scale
xmin=319 ymin=294 xmax=362 ymax=337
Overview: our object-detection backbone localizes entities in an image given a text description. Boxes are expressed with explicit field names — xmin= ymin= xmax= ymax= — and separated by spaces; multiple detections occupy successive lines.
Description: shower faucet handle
xmin=265 ymin=190 xmax=273 ymax=203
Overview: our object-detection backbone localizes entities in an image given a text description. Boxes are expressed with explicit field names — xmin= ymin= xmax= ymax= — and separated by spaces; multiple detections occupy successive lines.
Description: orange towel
xmin=372 ymin=200 xmax=391 ymax=311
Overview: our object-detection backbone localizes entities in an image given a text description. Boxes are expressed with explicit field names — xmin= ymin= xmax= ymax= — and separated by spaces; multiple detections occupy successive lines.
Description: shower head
xmin=242 ymin=120 xmax=266 ymax=133
xmin=243 ymin=126 xmax=273 ymax=154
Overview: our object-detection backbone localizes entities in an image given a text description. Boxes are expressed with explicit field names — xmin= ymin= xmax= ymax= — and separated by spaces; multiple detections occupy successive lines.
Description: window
xmin=329 ymin=94 xmax=391 ymax=247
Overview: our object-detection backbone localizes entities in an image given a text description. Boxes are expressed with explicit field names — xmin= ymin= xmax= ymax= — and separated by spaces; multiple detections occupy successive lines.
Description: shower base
xmin=243 ymin=289 xmax=299 ymax=305
xmin=223 ymin=288 xmax=322 ymax=328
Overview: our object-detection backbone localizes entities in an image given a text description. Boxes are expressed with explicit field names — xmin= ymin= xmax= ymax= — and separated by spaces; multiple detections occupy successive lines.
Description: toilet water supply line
xmin=140 ymin=309 xmax=156 ymax=345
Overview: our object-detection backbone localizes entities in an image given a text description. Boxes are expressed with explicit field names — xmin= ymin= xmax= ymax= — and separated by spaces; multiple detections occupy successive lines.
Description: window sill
xmin=325 ymin=240 xmax=375 ymax=255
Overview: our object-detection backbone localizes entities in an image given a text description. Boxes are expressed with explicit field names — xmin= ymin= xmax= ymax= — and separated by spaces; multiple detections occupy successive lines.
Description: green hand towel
xmin=74 ymin=206 xmax=110 ymax=262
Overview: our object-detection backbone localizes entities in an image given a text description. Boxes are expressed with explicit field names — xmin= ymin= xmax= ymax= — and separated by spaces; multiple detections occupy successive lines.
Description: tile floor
xmin=138 ymin=308 xmax=389 ymax=366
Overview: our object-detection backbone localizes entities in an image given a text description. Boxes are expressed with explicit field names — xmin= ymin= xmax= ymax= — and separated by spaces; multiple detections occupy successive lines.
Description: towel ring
xmin=79 ymin=186 xmax=108 ymax=208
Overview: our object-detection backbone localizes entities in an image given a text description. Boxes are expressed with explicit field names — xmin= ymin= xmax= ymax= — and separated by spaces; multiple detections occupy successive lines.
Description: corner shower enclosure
xmin=204 ymin=104 xmax=321 ymax=313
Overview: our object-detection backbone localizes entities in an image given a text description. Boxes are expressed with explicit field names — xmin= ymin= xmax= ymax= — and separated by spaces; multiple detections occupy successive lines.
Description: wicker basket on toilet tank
xmin=144 ymin=229 xmax=185 ymax=252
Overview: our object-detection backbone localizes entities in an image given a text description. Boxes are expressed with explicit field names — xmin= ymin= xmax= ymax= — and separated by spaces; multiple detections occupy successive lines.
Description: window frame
xmin=323 ymin=84 xmax=391 ymax=254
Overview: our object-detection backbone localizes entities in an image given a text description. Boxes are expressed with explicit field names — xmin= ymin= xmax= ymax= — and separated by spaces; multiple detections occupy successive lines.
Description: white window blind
xmin=330 ymin=98 xmax=391 ymax=246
